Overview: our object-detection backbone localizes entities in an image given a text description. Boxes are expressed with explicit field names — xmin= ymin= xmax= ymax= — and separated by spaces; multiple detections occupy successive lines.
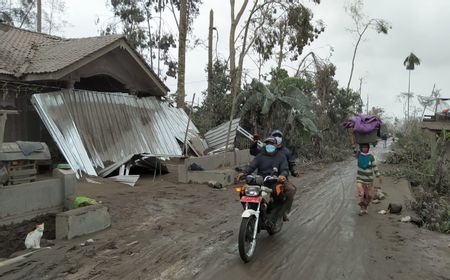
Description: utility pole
xmin=37 ymin=0 xmax=42 ymax=32
xmin=358 ymin=77 xmax=363 ymax=96
xmin=366 ymin=94 xmax=369 ymax=114
xmin=207 ymin=9 xmax=214 ymax=98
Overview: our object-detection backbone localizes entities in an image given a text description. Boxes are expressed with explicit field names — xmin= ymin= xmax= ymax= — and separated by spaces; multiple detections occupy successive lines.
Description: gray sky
xmin=63 ymin=0 xmax=450 ymax=119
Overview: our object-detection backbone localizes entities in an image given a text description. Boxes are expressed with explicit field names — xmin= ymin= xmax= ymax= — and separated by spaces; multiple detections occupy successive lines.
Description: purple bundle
xmin=342 ymin=114 xmax=382 ymax=133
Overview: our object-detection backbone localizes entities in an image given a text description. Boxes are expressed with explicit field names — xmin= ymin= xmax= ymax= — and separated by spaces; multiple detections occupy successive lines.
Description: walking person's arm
xmin=372 ymin=155 xmax=382 ymax=184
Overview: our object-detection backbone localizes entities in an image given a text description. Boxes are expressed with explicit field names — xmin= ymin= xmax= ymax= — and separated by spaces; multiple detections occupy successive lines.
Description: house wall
xmin=62 ymin=48 xmax=162 ymax=96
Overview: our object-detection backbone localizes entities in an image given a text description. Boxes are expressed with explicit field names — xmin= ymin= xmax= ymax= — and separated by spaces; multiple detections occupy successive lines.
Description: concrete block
xmin=184 ymin=151 xmax=234 ymax=170
xmin=56 ymin=205 xmax=111 ymax=240
xmin=235 ymin=149 xmax=253 ymax=167
xmin=186 ymin=169 xmax=236 ymax=186
xmin=53 ymin=168 xmax=76 ymax=209
xmin=0 ymin=179 xmax=63 ymax=225
xmin=178 ymin=164 xmax=188 ymax=183
xmin=177 ymin=149 xmax=252 ymax=183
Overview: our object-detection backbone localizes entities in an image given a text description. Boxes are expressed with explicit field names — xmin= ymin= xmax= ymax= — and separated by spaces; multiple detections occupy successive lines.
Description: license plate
xmin=240 ymin=196 xmax=262 ymax=203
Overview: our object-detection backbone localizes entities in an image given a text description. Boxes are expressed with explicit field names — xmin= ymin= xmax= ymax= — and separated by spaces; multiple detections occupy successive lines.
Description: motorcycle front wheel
xmin=238 ymin=216 xmax=257 ymax=263
xmin=267 ymin=213 xmax=283 ymax=235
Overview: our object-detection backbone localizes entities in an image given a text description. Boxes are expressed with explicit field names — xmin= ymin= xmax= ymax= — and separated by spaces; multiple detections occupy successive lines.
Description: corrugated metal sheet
xmin=31 ymin=90 xmax=199 ymax=177
xmin=204 ymin=118 xmax=240 ymax=151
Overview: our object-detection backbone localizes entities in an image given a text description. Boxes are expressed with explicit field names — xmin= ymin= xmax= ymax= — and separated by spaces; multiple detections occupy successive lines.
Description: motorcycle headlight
xmin=244 ymin=186 xmax=260 ymax=197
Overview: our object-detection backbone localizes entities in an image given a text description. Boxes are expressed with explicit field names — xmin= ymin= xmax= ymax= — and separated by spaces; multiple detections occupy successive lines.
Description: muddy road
xmin=1 ymin=147 xmax=449 ymax=279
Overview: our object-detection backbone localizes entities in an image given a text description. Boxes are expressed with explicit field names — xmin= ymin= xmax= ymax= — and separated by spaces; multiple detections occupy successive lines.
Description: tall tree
xmin=345 ymin=0 xmax=390 ymax=92
xmin=175 ymin=0 xmax=187 ymax=107
xmin=403 ymin=52 xmax=421 ymax=120
xmin=226 ymin=0 xmax=320 ymax=150
xmin=42 ymin=0 xmax=67 ymax=35
xmin=0 ymin=0 xmax=66 ymax=34
xmin=103 ymin=0 xmax=201 ymax=81
xmin=0 ymin=0 xmax=35 ymax=29
xmin=193 ymin=59 xmax=232 ymax=133
xmin=253 ymin=2 xmax=323 ymax=71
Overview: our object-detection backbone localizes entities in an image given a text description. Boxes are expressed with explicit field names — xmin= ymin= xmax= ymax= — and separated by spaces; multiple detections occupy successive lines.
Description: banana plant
xmin=238 ymin=78 xmax=318 ymax=137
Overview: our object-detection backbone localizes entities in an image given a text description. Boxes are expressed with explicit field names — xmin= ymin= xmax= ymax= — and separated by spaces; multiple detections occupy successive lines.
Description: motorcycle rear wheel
xmin=238 ymin=216 xmax=257 ymax=263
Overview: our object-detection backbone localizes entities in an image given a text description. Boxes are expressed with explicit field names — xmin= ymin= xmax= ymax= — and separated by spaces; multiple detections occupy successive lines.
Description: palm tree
xmin=403 ymin=52 xmax=421 ymax=120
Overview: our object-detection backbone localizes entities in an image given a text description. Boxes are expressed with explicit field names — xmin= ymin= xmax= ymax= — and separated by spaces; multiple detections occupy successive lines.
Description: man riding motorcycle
xmin=238 ymin=137 xmax=290 ymax=223
xmin=250 ymin=130 xmax=298 ymax=221
xmin=250 ymin=130 xmax=300 ymax=177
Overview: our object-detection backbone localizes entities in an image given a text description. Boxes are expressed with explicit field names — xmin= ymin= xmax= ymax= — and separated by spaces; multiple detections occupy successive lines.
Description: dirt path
xmin=1 ymin=146 xmax=449 ymax=279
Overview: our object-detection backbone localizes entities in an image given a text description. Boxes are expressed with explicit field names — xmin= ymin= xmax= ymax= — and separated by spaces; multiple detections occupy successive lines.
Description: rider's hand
xmin=252 ymin=134 xmax=260 ymax=142
xmin=292 ymin=170 xmax=300 ymax=177
xmin=236 ymin=173 xmax=245 ymax=181
xmin=278 ymin=175 xmax=286 ymax=182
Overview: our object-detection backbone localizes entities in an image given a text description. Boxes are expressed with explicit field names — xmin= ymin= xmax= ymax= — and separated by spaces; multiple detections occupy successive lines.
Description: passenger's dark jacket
xmin=250 ymin=142 xmax=296 ymax=175
xmin=244 ymin=149 xmax=289 ymax=177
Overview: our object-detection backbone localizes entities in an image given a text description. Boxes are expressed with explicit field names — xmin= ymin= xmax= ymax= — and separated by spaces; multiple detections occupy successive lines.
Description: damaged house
xmin=0 ymin=23 xmax=247 ymax=185
xmin=0 ymin=23 xmax=199 ymax=182
xmin=0 ymin=23 xmax=169 ymax=142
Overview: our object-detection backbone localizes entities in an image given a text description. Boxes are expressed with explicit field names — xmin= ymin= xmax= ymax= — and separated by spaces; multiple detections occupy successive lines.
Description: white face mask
xmin=275 ymin=136 xmax=282 ymax=145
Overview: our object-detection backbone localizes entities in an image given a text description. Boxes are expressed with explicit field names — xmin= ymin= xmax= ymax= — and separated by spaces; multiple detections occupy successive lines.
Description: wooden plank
xmin=8 ymin=160 xmax=36 ymax=166
xmin=9 ymin=176 xmax=36 ymax=184
xmin=8 ymin=163 xmax=36 ymax=170
xmin=9 ymin=169 xmax=36 ymax=177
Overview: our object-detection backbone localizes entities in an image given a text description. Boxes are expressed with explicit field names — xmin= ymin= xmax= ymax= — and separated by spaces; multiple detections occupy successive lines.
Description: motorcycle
xmin=235 ymin=169 xmax=286 ymax=263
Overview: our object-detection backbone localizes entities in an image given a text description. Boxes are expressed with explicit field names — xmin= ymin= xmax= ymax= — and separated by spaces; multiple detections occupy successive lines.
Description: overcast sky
xmin=63 ymin=0 xmax=450 ymax=119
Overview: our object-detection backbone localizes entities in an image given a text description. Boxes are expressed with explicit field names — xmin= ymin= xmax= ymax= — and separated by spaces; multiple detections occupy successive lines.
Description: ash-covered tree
xmin=192 ymin=59 xmax=232 ymax=134
xmin=102 ymin=0 xmax=201 ymax=83
xmin=345 ymin=0 xmax=391 ymax=92
xmin=253 ymin=2 xmax=324 ymax=71
xmin=0 ymin=0 xmax=35 ymax=29
xmin=0 ymin=0 xmax=67 ymax=35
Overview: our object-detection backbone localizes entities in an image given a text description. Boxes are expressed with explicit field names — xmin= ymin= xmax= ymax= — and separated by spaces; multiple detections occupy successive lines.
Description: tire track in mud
xmin=196 ymin=161 xmax=367 ymax=280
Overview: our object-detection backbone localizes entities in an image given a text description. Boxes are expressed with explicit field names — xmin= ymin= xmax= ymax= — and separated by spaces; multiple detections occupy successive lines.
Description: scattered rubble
xmin=388 ymin=203 xmax=402 ymax=214
xmin=208 ymin=181 xmax=223 ymax=189
xmin=401 ymin=216 xmax=412 ymax=223
xmin=375 ymin=189 xmax=386 ymax=200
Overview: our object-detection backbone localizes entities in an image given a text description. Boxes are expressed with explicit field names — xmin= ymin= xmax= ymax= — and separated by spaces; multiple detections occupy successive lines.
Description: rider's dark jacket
xmin=244 ymin=149 xmax=289 ymax=177
xmin=250 ymin=142 xmax=296 ymax=176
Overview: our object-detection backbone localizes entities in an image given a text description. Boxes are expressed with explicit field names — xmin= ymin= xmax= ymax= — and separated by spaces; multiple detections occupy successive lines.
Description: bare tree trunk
xmin=346 ymin=23 xmax=370 ymax=92
xmin=157 ymin=7 xmax=162 ymax=77
xmin=225 ymin=0 xmax=249 ymax=152
xmin=407 ymin=69 xmax=411 ymax=120
xmin=145 ymin=8 xmax=154 ymax=70
xmin=37 ymin=0 xmax=42 ymax=32
xmin=176 ymin=0 xmax=188 ymax=108
xmin=207 ymin=9 xmax=214 ymax=98
xmin=277 ymin=21 xmax=287 ymax=70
